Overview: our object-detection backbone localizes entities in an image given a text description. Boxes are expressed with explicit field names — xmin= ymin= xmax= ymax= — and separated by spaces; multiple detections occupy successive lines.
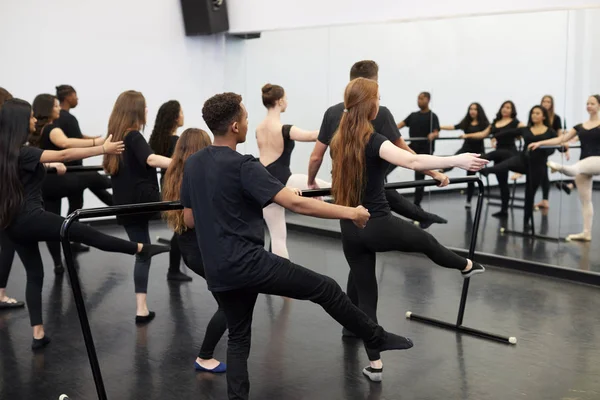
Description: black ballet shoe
xmin=54 ymin=263 xmax=65 ymax=275
xmin=492 ymin=210 xmax=508 ymax=218
xmin=135 ymin=311 xmax=156 ymax=325
xmin=32 ymin=336 xmax=51 ymax=350
xmin=71 ymin=242 xmax=90 ymax=253
xmin=555 ymin=182 xmax=572 ymax=195
xmin=378 ymin=332 xmax=414 ymax=352
xmin=461 ymin=262 xmax=486 ymax=278
xmin=167 ymin=271 xmax=193 ymax=282
xmin=137 ymin=244 xmax=170 ymax=262
xmin=419 ymin=214 xmax=448 ymax=230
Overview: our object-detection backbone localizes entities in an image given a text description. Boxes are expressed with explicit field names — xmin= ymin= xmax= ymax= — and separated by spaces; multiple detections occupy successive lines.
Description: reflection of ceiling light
xmin=212 ymin=0 xmax=224 ymax=10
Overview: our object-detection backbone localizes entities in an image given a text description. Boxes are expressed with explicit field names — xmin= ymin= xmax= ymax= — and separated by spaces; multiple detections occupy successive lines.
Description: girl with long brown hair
xmin=103 ymin=90 xmax=172 ymax=324
xmin=331 ymin=78 xmax=487 ymax=382
xmin=162 ymin=128 xmax=227 ymax=373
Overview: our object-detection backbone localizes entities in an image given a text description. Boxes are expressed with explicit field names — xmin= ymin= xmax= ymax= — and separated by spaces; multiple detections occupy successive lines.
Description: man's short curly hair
xmin=202 ymin=92 xmax=243 ymax=136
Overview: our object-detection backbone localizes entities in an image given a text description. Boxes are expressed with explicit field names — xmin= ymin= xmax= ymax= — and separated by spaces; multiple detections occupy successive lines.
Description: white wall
xmin=226 ymin=0 xmax=600 ymax=34
xmin=0 ymin=0 xmax=228 ymax=212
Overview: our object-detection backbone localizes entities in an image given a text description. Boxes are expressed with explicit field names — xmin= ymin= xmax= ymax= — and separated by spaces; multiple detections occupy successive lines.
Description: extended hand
xmin=427 ymin=133 xmax=437 ymax=141
xmin=455 ymin=153 xmax=489 ymax=171
xmin=290 ymin=188 xmax=302 ymax=196
xmin=432 ymin=171 xmax=450 ymax=187
xmin=103 ymin=134 xmax=125 ymax=155
xmin=95 ymin=136 xmax=106 ymax=146
xmin=307 ymin=181 xmax=320 ymax=190
xmin=54 ymin=163 xmax=67 ymax=175
xmin=527 ymin=142 xmax=541 ymax=151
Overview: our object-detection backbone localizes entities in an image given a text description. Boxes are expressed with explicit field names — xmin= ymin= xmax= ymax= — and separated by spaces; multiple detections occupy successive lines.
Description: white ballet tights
xmin=552 ymin=157 xmax=600 ymax=239
xmin=263 ymin=174 xmax=330 ymax=259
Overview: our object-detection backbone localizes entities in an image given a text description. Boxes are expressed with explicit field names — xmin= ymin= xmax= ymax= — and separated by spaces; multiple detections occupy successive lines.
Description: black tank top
xmin=264 ymin=125 xmax=295 ymax=185
xmin=491 ymin=119 xmax=520 ymax=151
xmin=575 ymin=124 xmax=600 ymax=160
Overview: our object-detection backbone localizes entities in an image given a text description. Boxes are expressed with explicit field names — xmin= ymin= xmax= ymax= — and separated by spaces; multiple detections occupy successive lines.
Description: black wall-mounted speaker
xmin=180 ymin=0 xmax=229 ymax=36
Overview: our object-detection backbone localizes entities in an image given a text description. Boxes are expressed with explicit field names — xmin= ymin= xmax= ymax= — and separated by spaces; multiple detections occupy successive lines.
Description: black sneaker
xmin=167 ymin=271 xmax=193 ymax=282
xmin=462 ymin=262 xmax=485 ymax=278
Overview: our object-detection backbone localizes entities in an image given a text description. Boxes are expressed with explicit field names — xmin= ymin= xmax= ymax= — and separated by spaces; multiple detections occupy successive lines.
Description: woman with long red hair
xmin=162 ymin=128 xmax=227 ymax=373
xmin=331 ymin=78 xmax=488 ymax=382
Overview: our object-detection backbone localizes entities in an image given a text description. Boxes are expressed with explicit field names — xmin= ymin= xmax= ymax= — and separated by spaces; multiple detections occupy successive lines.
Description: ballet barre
xmin=60 ymin=177 xmax=514 ymax=400
xmin=46 ymin=165 xmax=105 ymax=173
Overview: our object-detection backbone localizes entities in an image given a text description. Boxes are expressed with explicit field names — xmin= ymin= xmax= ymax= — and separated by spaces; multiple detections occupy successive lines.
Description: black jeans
xmin=214 ymin=258 xmax=385 ymax=400
xmin=123 ymin=221 xmax=152 ymax=294
xmin=177 ymin=231 xmax=227 ymax=359
xmin=7 ymin=208 xmax=137 ymax=326
xmin=340 ymin=213 xmax=467 ymax=361
xmin=482 ymin=148 xmax=519 ymax=211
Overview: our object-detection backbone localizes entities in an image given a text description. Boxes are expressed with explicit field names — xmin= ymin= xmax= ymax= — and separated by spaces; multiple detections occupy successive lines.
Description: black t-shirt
xmin=575 ymin=124 xmax=600 ymax=159
xmin=404 ymin=111 xmax=440 ymax=154
xmin=55 ymin=110 xmax=84 ymax=166
xmin=159 ymin=135 xmax=179 ymax=182
xmin=455 ymin=122 xmax=489 ymax=153
xmin=361 ymin=133 xmax=391 ymax=218
xmin=318 ymin=103 xmax=401 ymax=145
xmin=551 ymin=115 xmax=563 ymax=132
xmin=491 ymin=119 xmax=520 ymax=150
xmin=17 ymin=146 xmax=46 ymax=216
xmin=521 ymin=127 xmax=557 ymax=163
xmin=110 ymin=131 xmax=159 ymax=224
xmin=180 ymin=146 xmax=285 ymax=292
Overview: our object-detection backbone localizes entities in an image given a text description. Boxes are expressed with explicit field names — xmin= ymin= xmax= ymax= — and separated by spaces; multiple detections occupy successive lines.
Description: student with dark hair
xmin=308 ymin=60 xmax=448 ymax=228
xmin=103 ymin=90 xmax=172 ymax=324
xmin=396 ymin=92 xmax=441 ymax=207
xmin=257 ymin=83 xmax=327 ymax=259
xmin=149 ymin=100 xmax=192 ymax=282
xmin=162 ymin=128 xmax=227 ymax=373
xmin=54 ymin=85 xmax=113 ymax=216
xmin=0 ymin=98 xmax=169 ymax=348
xmin=530 ymin=95 xmax=600 ymax=241
xmin=184 ymin=91 xmax=415 ymax=400
xmin=331 ymin=78 xmax=486 ymax=382
xmin=460 ymin=100 xmax=526 ymax=218
xmin=480 ymin=106 xmax=557 ymax=230
xmin=440 ymin=102 xmax=490 ymax=208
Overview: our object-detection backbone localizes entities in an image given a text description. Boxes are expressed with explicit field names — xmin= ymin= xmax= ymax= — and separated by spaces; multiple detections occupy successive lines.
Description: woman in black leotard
xmin=256 ymin=84 xmax=328 ymax=258
xmin=461 ymin=100 xmax=526 ymax=217
xmin=0 ymin=99 xmax=169 ymax=349
xmin=149 ymin=100 xmax=192 ymax=282
xmin=29 ymin=94 xmax=113 ymax=274
xmin=440 ymin=102 xmax=490 ymax=208
xmin=330 ymin=78 xmax=487 ymax=382
xmin=162 ymin=128 xmax=228 ymax=374
xmin=480 ymin=106 xmax=557 ymax=231
xmin=530 ymin=95 xmax=600 ymax=241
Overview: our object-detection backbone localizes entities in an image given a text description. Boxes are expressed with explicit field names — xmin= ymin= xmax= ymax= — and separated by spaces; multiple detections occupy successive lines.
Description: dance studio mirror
xmin=228 ymin=7 xmax=600 ymax=274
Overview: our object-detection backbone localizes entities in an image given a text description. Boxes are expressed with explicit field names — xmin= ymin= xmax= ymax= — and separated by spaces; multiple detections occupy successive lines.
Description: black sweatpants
xmin=214 ymin=258 xmax=386 ymax=400
xmin=482 ymin=148 xmax=519 ymax=211
xmin=177 ymin=231 xmax=227 ymax=359
xmin=340 ymin=213 xmax=467 ymax=361
xmin=123 ymin=221 xmax=152 ymax=294
xmin=6 ymin=208 xmax=137 ymax=326
xmin=409 ymin=144 xmax=433 ymax=207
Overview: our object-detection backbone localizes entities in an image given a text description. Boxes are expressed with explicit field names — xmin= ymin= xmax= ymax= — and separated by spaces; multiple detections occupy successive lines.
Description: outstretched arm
xmin=40 ymin=135 xmax=123 ymax=163
xmin=462 ymin=125 xmax=491 ymax=140
xmin=528 ymin=128 xmax=578 ymax=150
xmin=290 ymin=126 xmax=318 ymax=142
xmin=49 ymin=127 xmax=105 ymax=149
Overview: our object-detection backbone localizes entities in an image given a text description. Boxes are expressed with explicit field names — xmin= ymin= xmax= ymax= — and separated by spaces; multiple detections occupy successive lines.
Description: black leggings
xmin=177 ymin=231 xmax=227 ymax=359
xmin=0 ymin=231 xmax=15 ymax=289
xmin=482 ymin=148 xmax=519 ymax=211
xmin=483 ymin=154 xmax=546 ymax=225
xmin=215 ymin=258 xmax=385 ymax=400
xmin=123 ymin=221 xmax=152 ymax=294
xmin=340 ymin=213 xmax=467 ymax=361
xmin=6 ymin=208 xmax=137 ymax=326
xmin=67 ymin=172 xmax=113 ymax=215
xmin=168 ymin=233 xmax=183 ymax=274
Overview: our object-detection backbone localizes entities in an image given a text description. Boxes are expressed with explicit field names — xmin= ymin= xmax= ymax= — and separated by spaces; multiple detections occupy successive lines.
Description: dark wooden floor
xmin=1 ymin=224 xmax=600 ymax=399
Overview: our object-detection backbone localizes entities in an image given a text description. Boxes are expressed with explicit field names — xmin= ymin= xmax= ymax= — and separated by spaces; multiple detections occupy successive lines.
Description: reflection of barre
xmin=537 ymin=145 xmax=582 ymax=150
xmin=404 ymin=136 xmax=464 ymax=142
xmin=46 ymin=165 xmax=104 ymax=173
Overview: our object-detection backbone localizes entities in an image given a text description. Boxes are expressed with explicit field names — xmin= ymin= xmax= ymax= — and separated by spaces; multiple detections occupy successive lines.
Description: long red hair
xmin=330 ymin=78 xmax=379 ymax=207
xmin=162 ymin=128 xmax=212 ymax=233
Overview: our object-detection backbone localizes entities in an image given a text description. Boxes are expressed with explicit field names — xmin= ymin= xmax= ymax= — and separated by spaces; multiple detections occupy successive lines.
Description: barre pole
xmin=47 ymin=165 xmax=105 ymax=173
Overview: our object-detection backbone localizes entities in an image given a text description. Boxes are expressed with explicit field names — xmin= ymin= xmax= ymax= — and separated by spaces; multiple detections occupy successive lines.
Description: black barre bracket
xmin=60 ymin=178 xmax=515 ymax=400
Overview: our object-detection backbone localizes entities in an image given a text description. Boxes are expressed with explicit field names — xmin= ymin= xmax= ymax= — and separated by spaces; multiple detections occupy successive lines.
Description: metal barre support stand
xmin=60 ymin=178 xmax=515 ymax=400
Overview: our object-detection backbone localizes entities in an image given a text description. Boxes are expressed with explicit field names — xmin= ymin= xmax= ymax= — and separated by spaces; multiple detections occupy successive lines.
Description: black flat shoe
xmin=32 ymin=336 xmax=51 ymax=350
xmin=135 ymin=311 xmax=156 ymax=325
xmin=167 ymin=271 xmax=193 ymax=282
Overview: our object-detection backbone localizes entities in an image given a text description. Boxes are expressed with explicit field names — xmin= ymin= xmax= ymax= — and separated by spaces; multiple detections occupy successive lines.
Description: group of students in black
xmin=1 ymin=57 xmax=598 ymax=400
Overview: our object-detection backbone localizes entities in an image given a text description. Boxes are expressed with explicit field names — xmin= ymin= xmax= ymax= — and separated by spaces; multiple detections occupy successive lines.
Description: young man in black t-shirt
xmin=55 ymin=85 xmax=113 ymax=217
xmin=308 ymin=61 xmax=448 ymax=228
xmin=181 ymin=92 xmax=413 ymax=400
xmin=397 ymin=92 xmax=440 ymax=207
